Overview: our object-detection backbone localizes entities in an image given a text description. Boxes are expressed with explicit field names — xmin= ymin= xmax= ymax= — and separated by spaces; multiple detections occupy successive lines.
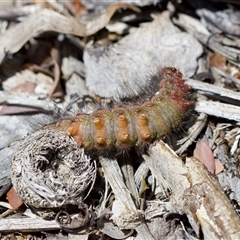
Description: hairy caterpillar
xmin=10 ymin=67 xmax=191 ymax=209
xmin=45 ymin=67 xmax=192 ymax=151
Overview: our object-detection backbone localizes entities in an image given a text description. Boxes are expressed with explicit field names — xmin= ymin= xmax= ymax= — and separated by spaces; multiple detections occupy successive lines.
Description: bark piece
xmin=82 ymin=0 xmax=159 ymax=8
xmin=196 ymin=7 xmax=240 ymax=36
xmin=11 ymin=130 xmax=96 ymax=208
xmin=143 ymin=141 xmax=240 ymax=239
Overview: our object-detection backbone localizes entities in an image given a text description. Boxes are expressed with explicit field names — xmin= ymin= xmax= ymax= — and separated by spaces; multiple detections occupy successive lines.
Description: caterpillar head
xmin=160 ymin=67 xmax=192 ymax=109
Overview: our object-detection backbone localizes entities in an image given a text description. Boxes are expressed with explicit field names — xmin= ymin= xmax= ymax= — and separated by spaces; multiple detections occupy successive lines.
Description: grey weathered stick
xmin=186 ymin=78 xmax=240 ymax=102
xmin=99 ymin=157 xmax=155 ymax=239
xmin=212 ymin=67 xmax=240 ymax=86
xmin=195 ymin=100 xmax=240 ymax=122
xmin=0 ymin=91 xmax=58 ymax=111
xmin=186 ymin=78 xmax=240 ymax=121
xmin=99 ymin=156 xmax=141 ymax=229
xmin=143 ymin=141 xmax=240 ymax=239
xmin=0 ymin=218 xmax=60 ymax=232
xmin=176 ymin=112 xmax=208 ymax=155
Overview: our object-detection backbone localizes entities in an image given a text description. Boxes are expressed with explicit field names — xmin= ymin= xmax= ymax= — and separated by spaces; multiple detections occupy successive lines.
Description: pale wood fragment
xmin=0 ymin=91 xmax=59 ymax=111
xmin=187 ymin=77 xmax=240 ymax=122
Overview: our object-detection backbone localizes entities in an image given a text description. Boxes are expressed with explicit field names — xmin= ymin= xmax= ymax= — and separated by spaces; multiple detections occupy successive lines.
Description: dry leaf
xmin=194 ymin=139 xmax=216 ymax=174
xmin=214 ymin=158 xmax=224 ymax=175
xmin=11 ymin=82 xmax=37 ymax=94
xmin=209 ymin=53 xmax=226 ymax=70
xmin=6 ymin=186 xmax=23 ymax=209
xmin=0 ymin=105 xmax=44 ymax=115
xmin=194 ymin=139 xmax=224 ymax=174
xmin=234 ymin=71 xmax=240 ymax=79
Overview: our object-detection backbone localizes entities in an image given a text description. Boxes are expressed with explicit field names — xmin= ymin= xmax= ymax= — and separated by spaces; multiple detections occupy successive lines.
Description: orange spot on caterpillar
xmin=116 ymin=113 xmax=130 ymax=144
xmin=117 ymin=114 xmax=128 ymax=128
xmin=118 ymin=131 xmax=129 ymax=143
xmin=66 ymin=122 xmax=79 ymax=136
xmin=140 ymin=127 xmax=151 ymax=140
xmin=138 ymin=113 xmax=149 ymax=126
xmin=73 ymin=135 xmax=83 ymax=146
xmin=95 ymin=133 xmax=106 ymax=145
xmin=93 ymin=117 xmax=104 ymax=130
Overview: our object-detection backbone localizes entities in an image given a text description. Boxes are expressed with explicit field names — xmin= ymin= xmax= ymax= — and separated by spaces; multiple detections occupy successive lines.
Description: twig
xmin=186 ymin=78 xmax=240 ymax=102
xmin=0 ymin=218 xmax=60 ymax=232
xmin=195 ymin=100 xmax=240 ymax=122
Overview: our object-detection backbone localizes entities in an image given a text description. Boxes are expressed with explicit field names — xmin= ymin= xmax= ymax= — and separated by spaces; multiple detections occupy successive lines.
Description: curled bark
xmin=11 ymin=129 xmax=96 ymax=208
